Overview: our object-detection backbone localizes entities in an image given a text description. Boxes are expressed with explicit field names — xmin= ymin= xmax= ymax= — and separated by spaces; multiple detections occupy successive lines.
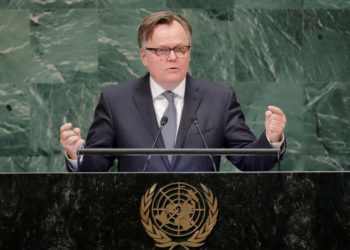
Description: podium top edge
xmin=77 ymin=148 xmax=280 ymax=156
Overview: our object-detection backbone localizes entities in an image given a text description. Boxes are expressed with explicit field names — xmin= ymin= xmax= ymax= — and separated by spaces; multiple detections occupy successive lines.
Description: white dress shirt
xmin=149 ymin=76 xmax=186 ymax=139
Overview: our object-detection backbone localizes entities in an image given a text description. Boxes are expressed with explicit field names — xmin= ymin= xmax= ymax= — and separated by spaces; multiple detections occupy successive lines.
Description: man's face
xmin=140 ymin=21 xmax=191 ymax=89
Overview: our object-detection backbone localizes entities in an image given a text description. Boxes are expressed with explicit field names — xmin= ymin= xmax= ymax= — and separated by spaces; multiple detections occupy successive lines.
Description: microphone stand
xmin=142 ymin=116 xmax=168 ymax=172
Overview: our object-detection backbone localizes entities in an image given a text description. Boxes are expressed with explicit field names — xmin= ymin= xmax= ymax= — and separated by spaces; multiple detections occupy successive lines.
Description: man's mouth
xmin=167 ymin=67 xmax=179 ymax=71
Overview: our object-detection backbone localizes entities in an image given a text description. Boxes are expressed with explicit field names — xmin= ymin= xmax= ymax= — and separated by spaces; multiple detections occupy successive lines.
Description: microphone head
xmin=160 ymin=116 xmax=168 ymax=125
xmin=191 ymin=116 xmax=199 ymax=124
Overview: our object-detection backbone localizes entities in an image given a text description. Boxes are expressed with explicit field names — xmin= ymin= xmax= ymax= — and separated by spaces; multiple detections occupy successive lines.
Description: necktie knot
xmin=162 ymin=91 xmax=175 ymax=102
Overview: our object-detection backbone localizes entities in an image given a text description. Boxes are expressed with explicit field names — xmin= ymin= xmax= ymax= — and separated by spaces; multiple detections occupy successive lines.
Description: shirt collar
xmin=149 ymin=76 xmax=186 ymax=99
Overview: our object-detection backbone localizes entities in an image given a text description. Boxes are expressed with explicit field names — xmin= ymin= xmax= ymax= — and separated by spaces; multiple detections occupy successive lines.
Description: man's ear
xmin=140 ymin=48 xmax=147 ymax=67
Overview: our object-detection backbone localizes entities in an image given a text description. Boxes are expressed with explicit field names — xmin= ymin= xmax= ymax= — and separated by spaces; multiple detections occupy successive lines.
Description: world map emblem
xmin=140 ymin=182 xmax=218 ymax=249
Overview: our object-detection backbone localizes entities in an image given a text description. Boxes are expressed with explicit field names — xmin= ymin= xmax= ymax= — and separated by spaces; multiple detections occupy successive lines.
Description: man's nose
xmin=167 ymin=49 xmax=177 ymax=61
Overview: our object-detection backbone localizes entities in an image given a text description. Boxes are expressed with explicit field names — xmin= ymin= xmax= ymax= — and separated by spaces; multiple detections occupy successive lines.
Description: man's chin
xmin=152 ymin=73 xmax=186 ymax=88
xmin=165 ymin=73 xmax=186 ymax=83
xmin=164 ymin=78 xmax=184 ymax=87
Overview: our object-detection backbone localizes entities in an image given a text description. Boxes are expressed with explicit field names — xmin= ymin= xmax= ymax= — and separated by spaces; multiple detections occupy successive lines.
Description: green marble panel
xmin=28 ymin=81 xmax=113 ymax=160
xmin=304 ymin=0 xmax=350 ymax=8
xmin=0 ymin=157 xmax=15 ymax=172
xmin=100 ymin=0 xmax=167 ymax=8
xmin=0 ymin=10 xmax=30 ymax=69
xmin=184 ymin=9 xmax=236 ymax=86
xmin=98 ymin=8 xmax=147 ymax=82
xmin=234 ymin=81 xmax=304 ymax=170
xmin=0 ymin=0 xmax=28 ymax=9
xmin=234 ymin=9 xmax=303 ymax=82
xmin=30 ymin=0 xmax=97 ymax=9
xmin=303 ymin=9 xmax=350 ymax=82
xmin=166 ymin=0 xmax=235 ymax=8
xmin=301 ymin=109 xmax=341 ymax=171
xmin=30 ymin=9 xmax=99 ymax=84
xmin=236 ymin=0 xmax=303 ymax=9
xmin=0 ymin=10 xmax=30 ymax=84
xmin=0 ymin=154 xmax=63 ymax=172
xmin=0 ymin=10 xmax=64 ymax=84
xmin=0 ymin=84 xmax=29 ymax=158
xmin=302 ymin=81 xmax=350 ymax=170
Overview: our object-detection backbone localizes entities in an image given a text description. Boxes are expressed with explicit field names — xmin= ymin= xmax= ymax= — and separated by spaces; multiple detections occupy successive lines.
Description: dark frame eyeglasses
xmin=145 ymin=46 xmax=191 ymax=58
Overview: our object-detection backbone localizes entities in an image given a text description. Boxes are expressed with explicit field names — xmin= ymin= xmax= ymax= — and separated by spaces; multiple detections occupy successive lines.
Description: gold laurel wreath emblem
xmin=140 ymin=183 xmax=218 ymax=250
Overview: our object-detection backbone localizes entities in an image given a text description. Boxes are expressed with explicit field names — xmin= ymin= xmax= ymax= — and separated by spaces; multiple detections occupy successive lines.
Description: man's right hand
xmin=60 ymin=123 xmax=85 ymax=160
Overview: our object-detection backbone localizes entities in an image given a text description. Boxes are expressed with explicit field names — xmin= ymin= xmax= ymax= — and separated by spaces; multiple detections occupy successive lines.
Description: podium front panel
xmin=0 ymin=173 xmax=349 ymax=249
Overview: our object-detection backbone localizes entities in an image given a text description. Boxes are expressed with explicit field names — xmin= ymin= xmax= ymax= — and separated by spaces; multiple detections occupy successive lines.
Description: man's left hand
xmin=265 ymin=105 xmax=286 ymax=143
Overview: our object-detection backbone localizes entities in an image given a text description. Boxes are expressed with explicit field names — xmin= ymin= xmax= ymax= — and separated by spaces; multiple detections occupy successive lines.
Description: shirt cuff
xmin=266 ymin=133 xmax=285 ymax=150
xmin=65 ymin=151 xmax=80 ymax=172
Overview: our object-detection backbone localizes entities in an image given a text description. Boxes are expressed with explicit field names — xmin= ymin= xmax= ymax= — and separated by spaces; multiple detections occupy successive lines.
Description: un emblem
xmin=140 ymin=182 xmax=218 ymax=249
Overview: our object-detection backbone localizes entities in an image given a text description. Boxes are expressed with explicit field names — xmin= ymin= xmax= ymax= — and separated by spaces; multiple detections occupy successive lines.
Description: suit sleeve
xmin=77 ymin=93 xmax=116 ymax=172
xmin=224 ymin=90 xmax=279 ymax=171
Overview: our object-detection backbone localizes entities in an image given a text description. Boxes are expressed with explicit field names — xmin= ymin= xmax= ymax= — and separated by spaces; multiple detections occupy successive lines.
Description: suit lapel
xmin=171 ymin=75 xmax=202 ymax=169
xmin=132 ymin=74 xmax=170 ymax=170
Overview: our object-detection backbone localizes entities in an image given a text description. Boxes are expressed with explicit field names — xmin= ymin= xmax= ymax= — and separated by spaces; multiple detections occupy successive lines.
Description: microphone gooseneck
xmin=191 ymin=117 xmax=217 ymax=172
xmin=142 ymin=116 xmax=168 ymax=172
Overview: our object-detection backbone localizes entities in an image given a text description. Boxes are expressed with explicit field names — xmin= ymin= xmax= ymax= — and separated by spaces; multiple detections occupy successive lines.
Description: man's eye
xmin=176 ymin=47 xmax=186 ymax=52
xmin=158 ymin=48 xmax=169 ymax=53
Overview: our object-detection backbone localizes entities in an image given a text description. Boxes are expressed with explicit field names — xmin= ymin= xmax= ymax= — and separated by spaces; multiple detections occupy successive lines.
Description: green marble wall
xmin=0 ymin=0 xmax=349 ymax=172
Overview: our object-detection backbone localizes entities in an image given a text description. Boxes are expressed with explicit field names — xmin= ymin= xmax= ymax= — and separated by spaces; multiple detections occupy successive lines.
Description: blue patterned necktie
xmin=161 ymin=91 xmax=177 ymax=163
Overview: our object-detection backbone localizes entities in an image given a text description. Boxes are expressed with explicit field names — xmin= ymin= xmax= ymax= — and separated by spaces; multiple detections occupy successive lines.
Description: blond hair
xmin=138 ymin=11 xmax=192 ymax=48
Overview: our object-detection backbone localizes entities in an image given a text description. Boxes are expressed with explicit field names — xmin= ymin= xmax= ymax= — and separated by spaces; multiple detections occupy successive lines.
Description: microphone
xmin=143 ymin=116 xmax=168 ymax=172
xmin=191 ymin=117 xmax=217 ymax=172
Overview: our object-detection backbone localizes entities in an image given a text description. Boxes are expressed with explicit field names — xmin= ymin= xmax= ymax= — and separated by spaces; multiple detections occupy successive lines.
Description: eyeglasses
xmin=145 ymin=46 xmax=191 ymax=58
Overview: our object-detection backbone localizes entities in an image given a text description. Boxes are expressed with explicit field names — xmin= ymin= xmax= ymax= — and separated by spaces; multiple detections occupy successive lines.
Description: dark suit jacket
xmin=68 ymin=73 xmax=281 ymax=172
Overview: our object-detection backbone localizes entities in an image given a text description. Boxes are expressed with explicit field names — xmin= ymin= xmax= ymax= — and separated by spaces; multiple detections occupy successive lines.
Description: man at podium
xmin=60 ymin=11 xmax=286 ymax=172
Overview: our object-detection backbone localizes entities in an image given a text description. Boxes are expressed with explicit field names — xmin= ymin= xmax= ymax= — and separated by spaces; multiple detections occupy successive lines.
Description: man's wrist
xmin=66 ymin=150 xmax=78 ymax=160
xmin=266 ymin=133 xmax=285 ymax=149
